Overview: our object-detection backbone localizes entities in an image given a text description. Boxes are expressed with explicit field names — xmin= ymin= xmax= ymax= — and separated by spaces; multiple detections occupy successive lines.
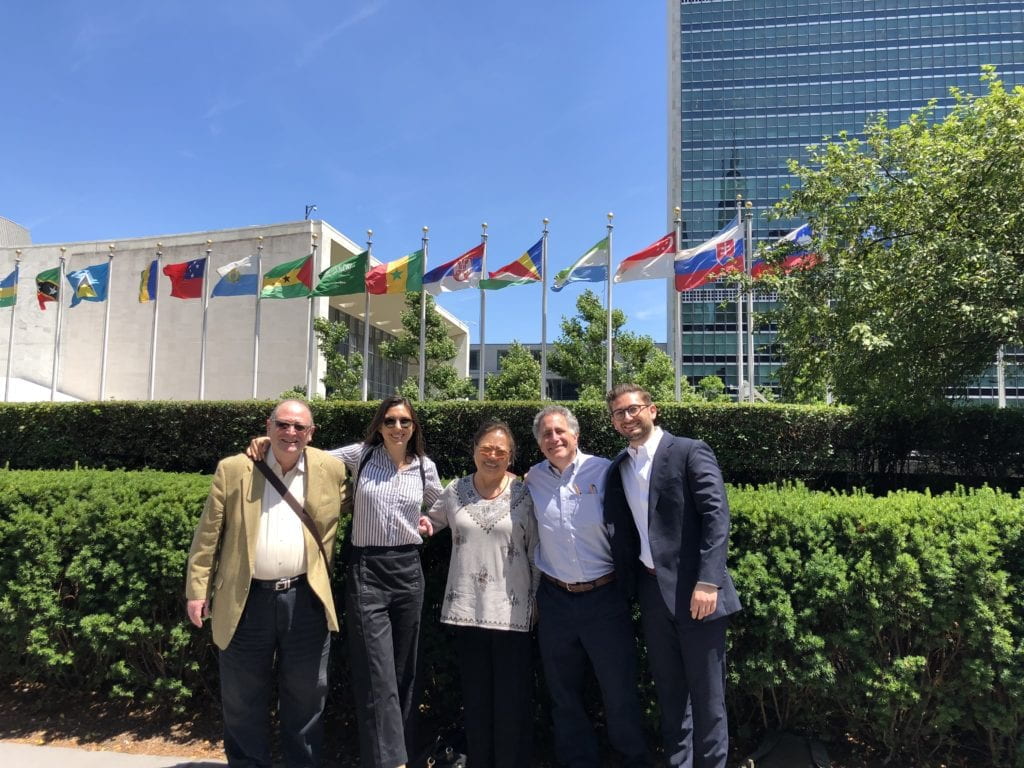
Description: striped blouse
xmin=330 ymin=442 xmax=443 ymax=547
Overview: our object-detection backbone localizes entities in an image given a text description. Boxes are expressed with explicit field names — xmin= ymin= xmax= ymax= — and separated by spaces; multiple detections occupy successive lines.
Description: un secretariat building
xmin=669 ymin=0 xmax=1024 ymax=398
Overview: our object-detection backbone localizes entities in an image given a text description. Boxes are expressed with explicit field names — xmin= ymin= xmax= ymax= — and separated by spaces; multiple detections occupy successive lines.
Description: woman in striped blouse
xmin=330 ymin=396 xmax=442 ymax=768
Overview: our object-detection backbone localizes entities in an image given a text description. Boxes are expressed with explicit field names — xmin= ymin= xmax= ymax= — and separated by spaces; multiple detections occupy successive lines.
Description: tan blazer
xmin=185 ymin=447 xmax=351 ymax=650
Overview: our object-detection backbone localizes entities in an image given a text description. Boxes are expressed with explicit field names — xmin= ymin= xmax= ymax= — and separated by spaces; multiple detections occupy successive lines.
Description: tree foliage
xmin=549 ymin=289 xmax=685 ymax=400
xmin=381 ymin=292 xmax=475 ymax=401
xmin=767 ymin=69 xmax=1024 ymax=411
xmin=485 ymin=342 xmax=542 ymax=400
xmin=314 ymin=317 xmax=362 ymax=400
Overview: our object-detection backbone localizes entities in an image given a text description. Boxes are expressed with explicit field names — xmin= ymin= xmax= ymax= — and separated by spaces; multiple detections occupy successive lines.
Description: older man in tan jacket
xmin=186 ymin=399 xmax=351 ymax=768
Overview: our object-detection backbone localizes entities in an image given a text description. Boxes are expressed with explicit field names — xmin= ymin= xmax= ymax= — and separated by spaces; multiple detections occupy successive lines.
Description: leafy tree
xmin=549 ymin=289 xmax=682 ymax=400
xmin=697 ymin=375 xmax=729 ymax=402
xmin=381 ymin=292 xmax=475 ymax=401
xmin=315 ymin=317 xmax=362 ymax=400
xmin=768 ymin=69 xmax=1024 ymax=411
xmin=485 ymin=342 xmax=542 ymax=400
xmin=279 ymin=317 xmax=362 ymax=400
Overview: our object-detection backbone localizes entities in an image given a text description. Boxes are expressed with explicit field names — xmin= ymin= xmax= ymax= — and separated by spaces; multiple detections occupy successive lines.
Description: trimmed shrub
xmin=2 ymin=470 xmax=1022 ymax=764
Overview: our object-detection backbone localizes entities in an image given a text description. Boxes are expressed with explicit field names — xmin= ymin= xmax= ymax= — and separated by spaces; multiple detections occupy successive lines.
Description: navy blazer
xmin=604 ymin=431 xmax=741 ymax=625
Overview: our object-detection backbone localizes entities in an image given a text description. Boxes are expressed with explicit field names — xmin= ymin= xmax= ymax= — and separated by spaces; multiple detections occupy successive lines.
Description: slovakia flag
xmin=674 ymin=219 xmax=744 ymax=291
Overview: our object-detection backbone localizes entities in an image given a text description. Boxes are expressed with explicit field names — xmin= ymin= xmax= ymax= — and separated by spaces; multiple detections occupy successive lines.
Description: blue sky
xmin=0 ymin=2 xmax=672 ymax=343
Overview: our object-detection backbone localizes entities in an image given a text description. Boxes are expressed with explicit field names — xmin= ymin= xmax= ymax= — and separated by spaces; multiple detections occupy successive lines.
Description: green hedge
xmin=2 ymin=469 xmax=1022 ymax=765
xmin=4 ymin=399 xmax=1023 ymax=490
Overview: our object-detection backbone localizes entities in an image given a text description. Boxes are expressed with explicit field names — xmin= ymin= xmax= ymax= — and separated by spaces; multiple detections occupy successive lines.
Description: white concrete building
xmin=0 ymin=218 xmax=469 ymax=402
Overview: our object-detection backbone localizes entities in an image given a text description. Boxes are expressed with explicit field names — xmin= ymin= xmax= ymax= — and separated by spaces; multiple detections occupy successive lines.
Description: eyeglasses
xmin=274 ymin=420 xmax=312 ymax=433
xmin=477 ymin=446 xmax=510 ymax=459
xmin=610 ymin=403 xmax=650 ymax=421
xmin=383 ymin=417 xmax=414 ymax=428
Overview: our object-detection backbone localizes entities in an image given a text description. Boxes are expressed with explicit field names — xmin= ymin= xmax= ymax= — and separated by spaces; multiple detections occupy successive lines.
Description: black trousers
xmin=452 ymin=625 xmax=533 ymax=768
xmin=638 ymin=570 xmax=730 ymax=768
xmin=345 ymin=546 xmax=423 ymax=768
xmin=218 ymin=579 xmax=330 ymax=768
xmin=536 ymin=578 xmax=650 ymax=768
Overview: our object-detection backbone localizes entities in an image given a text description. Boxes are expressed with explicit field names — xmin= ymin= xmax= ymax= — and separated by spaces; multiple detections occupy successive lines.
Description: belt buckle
xmin=272 ymin=577 xmax=292 ymax=591
xmin=568 ymin=581 xmax=593 ymax=593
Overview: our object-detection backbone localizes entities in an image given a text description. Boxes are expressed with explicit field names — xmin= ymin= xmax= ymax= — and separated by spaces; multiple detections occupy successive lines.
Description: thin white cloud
xmin=294 ymin=1 xmax=386 ymax=69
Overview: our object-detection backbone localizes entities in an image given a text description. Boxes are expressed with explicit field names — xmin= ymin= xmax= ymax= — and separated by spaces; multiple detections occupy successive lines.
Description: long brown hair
xmin=363 ymin=396 xmax=426 ymax=458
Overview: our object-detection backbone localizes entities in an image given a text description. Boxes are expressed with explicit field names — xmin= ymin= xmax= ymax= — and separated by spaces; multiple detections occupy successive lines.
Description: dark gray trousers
xmin=218 ymin=579 xmax=330 ymax=768
xmin=345 ymin=546 xmax=423 ymax=768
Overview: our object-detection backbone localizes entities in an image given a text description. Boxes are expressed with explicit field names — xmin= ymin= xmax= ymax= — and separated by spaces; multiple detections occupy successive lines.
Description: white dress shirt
xmin=252 ymin=451 xmax=308 ymax=580
xmin=620 ymin=426 xmax=664 ymax=570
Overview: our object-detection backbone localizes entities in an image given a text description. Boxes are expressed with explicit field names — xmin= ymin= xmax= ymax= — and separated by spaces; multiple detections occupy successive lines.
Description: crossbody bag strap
xmin=252 ymin=458 xmax=331 ymax=569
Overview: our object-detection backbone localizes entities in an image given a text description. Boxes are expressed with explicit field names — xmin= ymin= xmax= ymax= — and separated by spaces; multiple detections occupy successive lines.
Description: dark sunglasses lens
xmin=384 ymin=417 xmax=412 ymax=428
xmin=275 ymin=420 xmax=308 ymax=432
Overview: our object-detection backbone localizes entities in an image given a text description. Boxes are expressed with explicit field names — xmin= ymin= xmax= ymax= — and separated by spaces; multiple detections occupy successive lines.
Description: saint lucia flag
xmin=67 ymin=262 xmax=110 ymax=307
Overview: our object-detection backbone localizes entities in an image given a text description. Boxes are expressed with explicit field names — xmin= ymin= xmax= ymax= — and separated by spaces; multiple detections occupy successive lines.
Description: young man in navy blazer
xmin=603 ymin=384 xmax=742 ymax=768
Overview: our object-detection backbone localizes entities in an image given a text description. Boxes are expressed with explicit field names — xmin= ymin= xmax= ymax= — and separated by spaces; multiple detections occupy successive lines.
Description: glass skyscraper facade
xmin=670 ymin=0 xmax=1024 ymax=396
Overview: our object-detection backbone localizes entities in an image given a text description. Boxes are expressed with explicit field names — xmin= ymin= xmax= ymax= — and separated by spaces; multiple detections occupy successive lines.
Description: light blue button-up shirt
xmin=526 ymin=449 xmax=614 ymax=583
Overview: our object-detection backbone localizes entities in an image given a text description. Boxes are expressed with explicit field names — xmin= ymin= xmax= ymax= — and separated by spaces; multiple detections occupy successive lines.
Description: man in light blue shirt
xmin=526 ymin=405 xmax=650 ymax=768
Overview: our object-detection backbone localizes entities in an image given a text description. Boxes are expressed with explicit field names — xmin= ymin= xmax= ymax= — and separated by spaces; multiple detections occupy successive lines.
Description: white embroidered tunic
xmin=426 ymin=475 xmax=539 ymax=632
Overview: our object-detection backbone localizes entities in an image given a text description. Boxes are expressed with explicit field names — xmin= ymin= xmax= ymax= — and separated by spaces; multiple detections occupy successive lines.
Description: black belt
xmin=252 ymin=574 xmax=306 ymax=591
xmin=543 ymin=572 xmax=615 ymax=593
xmin=351 ymin=544 xmax=420 ymax=555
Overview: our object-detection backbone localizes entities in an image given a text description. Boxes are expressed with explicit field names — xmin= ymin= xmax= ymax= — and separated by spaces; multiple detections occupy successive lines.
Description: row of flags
xmin=0 ymin=222 xmax=816 ymax=310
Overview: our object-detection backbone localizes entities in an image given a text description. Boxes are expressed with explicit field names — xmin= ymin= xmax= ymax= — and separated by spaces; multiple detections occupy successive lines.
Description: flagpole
xmin=419 ymin=226 xmax=428 ymax=400
xmin=734 ymin=198 xmax=744 ymax=402
xmin=540 ymin=218 xmax=549 ymax=400
xmin=744 ymin=201 xmax=756 ymax=403
xmin=199 ymin=240 xmax=212 ymax=400
xmin=306 ymin=234 xmax=318 ymax=398
xmin=673 ymin=207 xmax=683 ymax=401
xmin=4 ymin=250 xmax=21 ymax=402
xmin=51 ymin=247 xmax=67 ymax=402
xmin=252 ymin=237 xmax=263 ymax=399
xmin=478 ymin=222 xmax=487 ymax=400
xmin=361 ymin=230 xmax=373 ymax=401
xmin=995 ymin=348 xmax=1003 ymax=409
xmin=148 ymin=243 xmax=162 ymax=400
xmin=98 ymin=243 xmax=115 ymax=400
xmin=605 ymin=212 xmax=614 ymax=394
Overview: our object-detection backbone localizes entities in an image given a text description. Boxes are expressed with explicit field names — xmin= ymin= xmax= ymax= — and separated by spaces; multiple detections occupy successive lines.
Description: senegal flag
xmin=36 ymin=267 xmax=60 ymax=310
xmin=365 ymin=250 xmax=423 ymax=295
xmin=261 ymin=254 xmax=314 ymax=299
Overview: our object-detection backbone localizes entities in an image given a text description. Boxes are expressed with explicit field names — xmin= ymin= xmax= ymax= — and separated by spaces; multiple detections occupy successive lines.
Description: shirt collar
xmin=266 ymin=448 xmax=306 ymax=478
xmin=546 ymin=448 xmax=582 ymax=478
xmin=627 ymin=426 xmax=664 ymax=462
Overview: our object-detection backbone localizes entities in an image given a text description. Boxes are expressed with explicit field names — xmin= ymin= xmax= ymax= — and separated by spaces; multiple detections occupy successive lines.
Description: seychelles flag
xmin=479 ymin=239 xmax=542 ymax=290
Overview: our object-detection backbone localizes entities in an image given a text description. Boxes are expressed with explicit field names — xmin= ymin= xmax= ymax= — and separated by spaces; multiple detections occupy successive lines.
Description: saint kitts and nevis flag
xmin=36 ymin=268 xmax=60 ymax=309
xmin=0 ymin=266 xmax=18 ymax=308
xmin=261 ymin=254 xmax=314 ymax=299
xmin=479 ymin=239 xmax=542 ymax=290
xmin=366 ymin=250 xmax=424 ymax=295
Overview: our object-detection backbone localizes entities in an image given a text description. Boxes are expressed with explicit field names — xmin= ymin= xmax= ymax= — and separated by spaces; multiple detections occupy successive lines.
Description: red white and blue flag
xmin=613 ymin=232 xmax=676 ymax=284
xmin=751 ymin=223 xmax=817 ymax=277
xmin=674 ymin=218 xmax=744 ymax=291
xmin=423 ymin=243 xmax=484 ymax=295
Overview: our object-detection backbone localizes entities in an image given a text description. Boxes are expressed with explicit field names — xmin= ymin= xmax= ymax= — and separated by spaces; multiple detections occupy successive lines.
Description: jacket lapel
xmin=647 ymin=434 xmax=672 ymax=526
xmin=243 ymin=460 xmax=262 ymax=569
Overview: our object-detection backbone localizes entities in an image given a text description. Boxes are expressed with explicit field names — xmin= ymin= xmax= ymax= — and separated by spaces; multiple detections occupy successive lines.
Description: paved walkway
xmin=0 ymin=741 xmax=227 ymax=767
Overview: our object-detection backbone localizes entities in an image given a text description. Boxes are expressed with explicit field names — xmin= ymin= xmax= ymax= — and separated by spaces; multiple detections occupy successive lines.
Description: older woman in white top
xmin=419 ymin=419 xmax=539 ymax=768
